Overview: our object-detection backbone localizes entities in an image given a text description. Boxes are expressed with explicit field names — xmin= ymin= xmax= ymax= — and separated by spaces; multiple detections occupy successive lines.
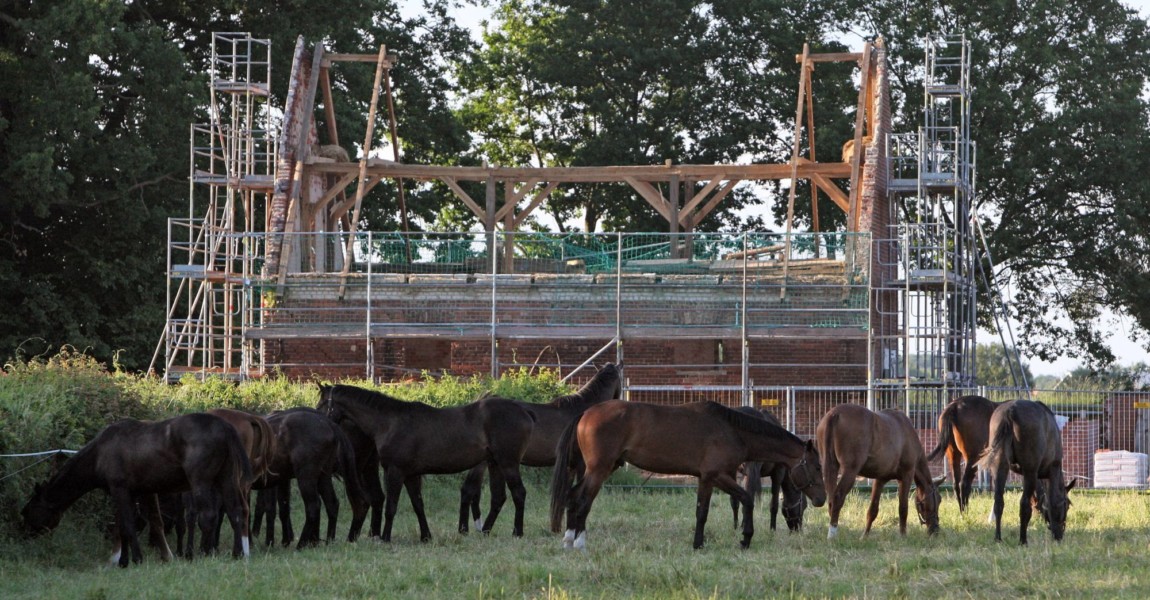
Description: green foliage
xmin=0 ymin=349 xmax=156 ymax=538
xmin=974 ymin=343 xmax=1034 ymax=388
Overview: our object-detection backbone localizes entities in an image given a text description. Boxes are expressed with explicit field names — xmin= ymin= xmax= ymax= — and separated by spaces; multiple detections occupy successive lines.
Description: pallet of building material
xmin=1093 ymin=450 xmax=1149 ymax=488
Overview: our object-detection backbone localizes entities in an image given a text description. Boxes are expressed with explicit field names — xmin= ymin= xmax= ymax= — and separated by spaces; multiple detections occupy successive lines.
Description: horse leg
xmin=182 ymin=491 xmax=197 ymax=560
xmin=503 ymin=464 xmax=528 ymax=538
xmin=826 ymin=462 xmax=857 ymax=540
xmin=276 ymin=479 xmax=295 ymax=547
xmin=254 ymin=487 xmax=276 ymax=547
xmin=946 ymin=447 xmax=964 ymax=512
xmin=714 ymin=471 xmax=754 ymax=549
xmin=191 ymin=489 xmax=220 ymax=557
xmin=862 ymin=479 xmax=886 ymax=537
xmin=403 ymin=475 xmax=433 ymax=542
xmin=730 ymin=467 xmax=744 ymax=529
xmin=768 ymin=472 xmax=783 ymax=531
xmin=142 ymin=494 xmax=174 ymax=562
xmin=481 ymin=460 xmax=508 ymax=535
xmin=896 ymin=478 xmax=911 ymax=536
xmin=381 ymin=469 xmax=405 ymax=543
xmin=317 ymin=475 xmax=339 ymax=543
xmin=991 ymin=464 xmax=1008 ymax=542
xmin=565 ymin=470 xmax=606 ymax=551
xmin=1019 ymin=474 xmax=1036 ymax=546
xmin=296 ymin=477 xmax=322 ymax=549
xmin=363 ymin=465 xmax=385 ymax=539
xmin=692 ymin=480 xmax=716 ymax=549
xmin=110 ymin=488 xmax=140 ymax=567
xmin=459 ymin=463 xmax=485 ymax=534
xmin=221 ymin=486 xmax=249 ymax=559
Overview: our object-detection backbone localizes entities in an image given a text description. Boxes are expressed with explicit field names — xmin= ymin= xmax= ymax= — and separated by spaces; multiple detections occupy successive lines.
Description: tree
xmin=459 ymin=0 xmax=856 ymax=232
xmin=0 ymin=1 xmax=474 ymax=370
xmin=975 ymin=343 xmax=1033 ymax=388
xmin=849 ymin=0 xmax=1150 ymax=368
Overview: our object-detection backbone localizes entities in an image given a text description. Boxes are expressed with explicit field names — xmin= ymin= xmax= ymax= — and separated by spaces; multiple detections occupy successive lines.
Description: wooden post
xmin=782 ymin=44 xmax=811 ymax=298
xmin=338 ymin=45 xmax=388 ymax=299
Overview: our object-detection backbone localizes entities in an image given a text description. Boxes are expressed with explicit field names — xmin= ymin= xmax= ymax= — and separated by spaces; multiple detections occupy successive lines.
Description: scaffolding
xmin=152 ymin=33 xmax=275 ymax=381
xmin=875 ymin=34 xmax=977 ymax=404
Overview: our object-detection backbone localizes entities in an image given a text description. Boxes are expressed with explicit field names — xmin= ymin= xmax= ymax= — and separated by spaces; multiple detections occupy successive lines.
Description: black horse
xmin=22 ymin=413 xmax=252 ymax=567
xmin=250 ymin=407 xmax=369 ymax=549
xmin=317 ymin=384 xmax=535 ymax=542
xmin=728 ymin=407 xmax=807 ymax=532
xmin=459 ymin=363 xmax=623 ymax=533
xmin=978 ymin=400 xmax=1077 ymax=544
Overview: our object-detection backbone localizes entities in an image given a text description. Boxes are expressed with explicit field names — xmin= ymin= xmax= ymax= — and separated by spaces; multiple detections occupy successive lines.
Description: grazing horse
xmin=460 ymin=362 xmax=624 ymax=533
xmin=816 ymin=404 xmax=942 ymax=539
xmin=728 ymin=407 xmax=807 ymax=532
xmin=250 ymin=407 xmax=368 ymax=549
xmin=550 ymin=400 xmax=826 ymax=550
xmin=926 ymin=395 xmax=998 ymax=512
xmin=978 ymin=400 xmax=1077 ymax=544
xmin=21 ymin=413 xmax=252 ymax=567
xmin=317 ymin=385 xmax=535 ymax=542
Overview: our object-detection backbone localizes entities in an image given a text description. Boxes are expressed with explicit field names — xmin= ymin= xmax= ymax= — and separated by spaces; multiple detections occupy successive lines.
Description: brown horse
xmin=250 ymin=407 xmax=368 ymax=549
xmin=926 ymin=395 xmax=997 ymax=512
xmin=317 ymin=384 xmax=535 ymax=542
xmin=728 ymin=407 xmax=807 ymax=532
xmin=816 ymin=404 xmax=942 ymax=539
xmin=978 ymin=400 xmax=1077 ymax=544
xmin=459 ymin=362 xmax=623 ymax=533
xmin=549 ymin=400 xmax=826 ymax=550
xmin=21 ymin=413 xmax=253 ymax=567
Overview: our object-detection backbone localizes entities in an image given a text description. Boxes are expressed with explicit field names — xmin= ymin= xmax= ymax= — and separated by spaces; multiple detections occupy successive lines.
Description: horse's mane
xmin=328 ymin=384 xmax=434 ymax=413
xmin=703 ymin=402 xmax=801 ymax=442
xmin=550 ymin=363 xmax=620 ymax=409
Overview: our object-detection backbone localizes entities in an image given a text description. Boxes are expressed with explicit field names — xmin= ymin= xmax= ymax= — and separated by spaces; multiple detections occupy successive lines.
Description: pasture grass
xmin=2 ymin=471 xmax=1149 ymax=599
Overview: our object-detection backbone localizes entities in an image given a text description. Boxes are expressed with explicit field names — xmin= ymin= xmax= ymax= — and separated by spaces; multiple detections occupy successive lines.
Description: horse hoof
xmin=474 ymin=518 xmax=483 ymax=532
xmin=573 ymin=531 xmax=587 ymax=550
xmin=562 ymin=529 xmax=575 ymax=549
xmin=827 ymin=526 xmax=838 ymax=540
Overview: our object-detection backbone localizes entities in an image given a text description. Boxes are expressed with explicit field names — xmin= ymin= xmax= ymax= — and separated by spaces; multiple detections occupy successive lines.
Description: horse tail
xmin=746 ymin=463 xmax=764 ymax=503
xmin=249 ymin=416 xmax=278 ymax=480
xmin=927 ymin=402 xmax=958 ymax=462
xmin=549 ymin=413 xmax=584 ymax=533
xmin=225 ymin=426 xmax=254 ymax=490
xmin=978 ymin=404 xmax=1014 ymax=471
xmin=333 ymin=426 xmax=367 ymax=506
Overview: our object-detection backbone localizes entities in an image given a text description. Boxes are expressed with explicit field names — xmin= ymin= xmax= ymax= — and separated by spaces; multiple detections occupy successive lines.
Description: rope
xmin=0 ymin=449 xmax=75 ymax=483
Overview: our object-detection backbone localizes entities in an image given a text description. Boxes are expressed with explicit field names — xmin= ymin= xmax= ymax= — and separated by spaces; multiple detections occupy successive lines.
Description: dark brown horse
xmin=459 ymin=363 xmax=623 ymax=533
xmin=549 ymin=400 xmax=826 ymax=550
xmin=728 ymin=407 xmax=807 ymax=532
xmin=816 ymin=404 xmax=942 ymax=539
xmin=317 ymin=385 xmax=535 ymax=542
xmin=926 ymin=395 xmax=997 ymax=512
xmin=978 ymin=400 xmax=1076 ymax=544
xmin=250 ymin=407 xmax=368 ymax=548
xmin=21 ymin=413 xmax=253 ymax=567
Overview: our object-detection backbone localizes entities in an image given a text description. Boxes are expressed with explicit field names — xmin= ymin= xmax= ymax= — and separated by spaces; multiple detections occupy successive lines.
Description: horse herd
xmin=19 ymin=365 xmax=1075 ymax=568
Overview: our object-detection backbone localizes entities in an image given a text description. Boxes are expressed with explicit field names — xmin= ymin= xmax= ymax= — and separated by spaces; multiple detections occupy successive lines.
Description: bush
xmin=0 ymin=348 xmax=156 ymax=538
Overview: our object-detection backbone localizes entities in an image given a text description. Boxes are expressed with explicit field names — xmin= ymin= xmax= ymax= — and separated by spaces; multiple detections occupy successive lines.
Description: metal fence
xmin=627 ymin=383 xmax=1150 ymax=490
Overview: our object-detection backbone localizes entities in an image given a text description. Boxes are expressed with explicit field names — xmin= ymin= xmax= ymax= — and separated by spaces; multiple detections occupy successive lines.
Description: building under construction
xmin=154 ymin=32 xmax=994 ymax=420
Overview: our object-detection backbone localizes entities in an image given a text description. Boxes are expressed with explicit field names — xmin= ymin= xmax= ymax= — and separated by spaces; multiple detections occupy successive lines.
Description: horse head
xmin=315 ymin=383 xmax=342 ymax=421
xmin=21 ymin=482 xmax=63 ymax=537
xmin=914 ymin=475 xmax=945 ymax=535
xmin=790 ymin=440 xmax=827 ymax=508
xmin=1039 ymin=478 xmax=1077 ymax=541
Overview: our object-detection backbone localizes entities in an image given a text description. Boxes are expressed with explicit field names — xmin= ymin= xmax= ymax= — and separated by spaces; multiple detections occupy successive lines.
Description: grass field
xmin=3 ymin=470 xmax=1149 ymax=599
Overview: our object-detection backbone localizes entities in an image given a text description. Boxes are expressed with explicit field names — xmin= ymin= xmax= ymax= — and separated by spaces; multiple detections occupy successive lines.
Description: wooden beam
xmin=682 ymin=180 xmax=737 ymax=230
xmin=312 ymin=171 xmax=358 ymax=206
xmin=680 ymin=176 xmax=725 ymax=216
xmin=811 ymin=173 xmax=850 ymax=213
xmin=782 ymin=44 xmax=812 ymax=297
xmin=324 ymin=53 xmax=397 ymax=68
xmin=848 ymin=42 xmax=873 ymax=234
xmin=624 ymin=177 xmax=672 ymax=222
xmin=795 ymin=52 xmax=863 ymax=63
xmin=319 ymin=66 xmax=339 ymax=146
xmin=493 ymin=178 xmax=541 ymax=223
xmin=329 ymin=176 xmax=383 ymax=222
xmin=440 ymin=176 xmax=486 ymax=222
xmin=304 ymin=161 xmax=853 ymax=182
xmin=512 ymin=181 xmax=560 ymax=229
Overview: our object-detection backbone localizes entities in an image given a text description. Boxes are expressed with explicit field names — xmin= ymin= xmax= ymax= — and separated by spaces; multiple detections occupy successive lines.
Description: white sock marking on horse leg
xmin=475 ymin=516 xmax=483 ymax=532
xmin=987 ymin=509 xmax=996 ymax=524
xmin=109 ymin=549 xmax=122 ymax=566
xmin=242 ymin=535 xmax=250 ymax=558
xmin=573 ymin=530 xmax=587 ymax=550
xmin=827 ymin=525 xmax=838 ymax=540
xmin=563 ymin=529 xmax=575 ymax=549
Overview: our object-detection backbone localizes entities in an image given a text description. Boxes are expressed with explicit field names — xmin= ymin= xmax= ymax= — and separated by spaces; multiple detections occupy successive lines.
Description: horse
xmin=549 ymin=400 xmax=826 ymax=550
xmin=250 ymin=407 xmax=369 ymax=549
xmin=977 ymin=400 xmax=1077 ymax=544
xmin=816 ymin=404 xmax=942 ymax=539
xmin=21 ymin=413 xmax=252 ymax=567
xmin=317 ymin=384 xmax=535 ymax=542
xmin=459 ymin=362 xmax=623 ymax=533
xmin=926 ymin=395 xmax=998 ymax=513
xmin=180 ymin=408 xmax=277 ymax=556
xmin=330 ymin=417 xmax=387 ymax=539
xmin=728 ymin=407 xmax=807 ymax=532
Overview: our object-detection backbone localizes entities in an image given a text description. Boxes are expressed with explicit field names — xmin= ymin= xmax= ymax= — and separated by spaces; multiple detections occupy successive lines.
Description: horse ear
xmin=1066 ymin=477 xmax=1078 ymax=492
xmin=933 ymin=475 xmax=946 ymax=486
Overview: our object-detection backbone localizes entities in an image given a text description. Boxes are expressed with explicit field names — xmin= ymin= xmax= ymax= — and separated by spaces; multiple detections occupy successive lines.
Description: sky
xmin=400 ymin=0 xmax=1150 ymax=376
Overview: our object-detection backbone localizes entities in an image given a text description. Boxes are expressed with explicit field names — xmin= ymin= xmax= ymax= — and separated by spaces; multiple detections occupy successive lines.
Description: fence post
xmin=366 ymin=231 xmax=374 ymax=381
